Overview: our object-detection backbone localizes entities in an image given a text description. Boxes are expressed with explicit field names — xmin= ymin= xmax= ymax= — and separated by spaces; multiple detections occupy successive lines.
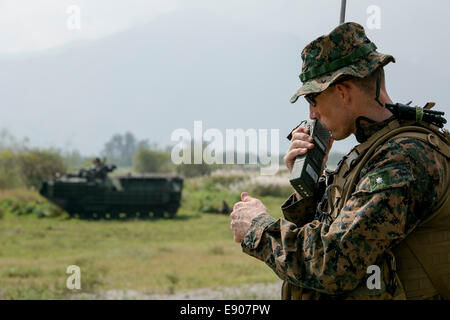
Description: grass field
xmin=0 ymin=171 xmax=289 ymax=299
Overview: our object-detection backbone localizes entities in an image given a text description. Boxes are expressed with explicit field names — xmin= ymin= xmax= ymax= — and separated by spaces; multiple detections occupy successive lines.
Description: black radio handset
xmin=287 ymin=120 xmax=331 ymax=199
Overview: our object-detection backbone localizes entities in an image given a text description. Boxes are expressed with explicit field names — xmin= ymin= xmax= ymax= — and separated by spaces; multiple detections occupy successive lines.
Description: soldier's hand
xmin=230 ymin=192 xmax=267 ymax=243
xmin=284 ymin=126 xmax=334 ymax=173
xmin=283 ymin=126 xmax=314 ymax=173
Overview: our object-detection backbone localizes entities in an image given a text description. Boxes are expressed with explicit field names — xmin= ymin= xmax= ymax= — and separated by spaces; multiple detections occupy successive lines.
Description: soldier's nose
xmin=309 ymin=105 xmax=319 ymax=120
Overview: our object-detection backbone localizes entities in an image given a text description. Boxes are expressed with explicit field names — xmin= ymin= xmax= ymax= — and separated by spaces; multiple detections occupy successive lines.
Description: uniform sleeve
xmin=279 ymin=193 xmax=317 ymax=227
xmin=241 ymin=137 xmax=443 ymax=295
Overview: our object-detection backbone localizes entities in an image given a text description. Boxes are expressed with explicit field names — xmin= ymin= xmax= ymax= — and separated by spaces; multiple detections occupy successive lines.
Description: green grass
xmin=0 ymin=176 xmax=288 ymax=299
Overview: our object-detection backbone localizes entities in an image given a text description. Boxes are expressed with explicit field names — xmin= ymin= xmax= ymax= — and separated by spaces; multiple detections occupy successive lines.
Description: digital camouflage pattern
xmin=241 ymin=21 xmax=449 ymax=299
xmin=290 ymin=22 xmax=395 ymax=103
xmin=241 ymin=118 xmax=447 ymax=297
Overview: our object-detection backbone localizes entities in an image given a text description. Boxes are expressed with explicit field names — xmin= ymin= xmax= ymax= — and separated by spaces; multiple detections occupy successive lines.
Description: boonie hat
xmin=290 ymin=22 xmax=395 ymax=103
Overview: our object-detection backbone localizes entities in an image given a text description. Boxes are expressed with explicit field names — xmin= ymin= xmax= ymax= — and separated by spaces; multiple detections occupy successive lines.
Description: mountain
xmin=0 ymin=8 xmax=448 ymax=157
xmin=0 ymin=8 xmax=311 ymax=156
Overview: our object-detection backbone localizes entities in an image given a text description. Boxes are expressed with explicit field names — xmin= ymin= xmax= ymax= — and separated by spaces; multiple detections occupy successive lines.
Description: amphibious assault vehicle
xmin=39 ymin=162 xmax=183 ymax=219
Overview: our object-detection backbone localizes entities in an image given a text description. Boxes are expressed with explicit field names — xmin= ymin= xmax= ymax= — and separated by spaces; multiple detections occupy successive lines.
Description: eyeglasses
xmin=304 ymin=75 xmax=355 ymax=107
xmin=304 ymin=92 xmax=321 ymax=106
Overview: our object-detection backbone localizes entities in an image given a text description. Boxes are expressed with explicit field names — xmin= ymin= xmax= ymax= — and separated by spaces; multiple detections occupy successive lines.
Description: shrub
xmin=0 ymin=189 xmax=43 ymax=202
xmin=17 ymin=149 xmax=67 ymax=189
xmin=133 ymin=148 xmax=174 ymax=173
xmin=176 ymin=163 xmax=211 ymax=178
xmin=247 ymin=184 xmax=293 ymax=198
xmin=0 ymin=148 xmax=67 ymax=189
xmin=0 ymin=198 xmax=65 ymax=218
xmin=204 ymin=175 xmax=247 ymax=189
xmin=0 ymin=150 xmax=25 ymax=188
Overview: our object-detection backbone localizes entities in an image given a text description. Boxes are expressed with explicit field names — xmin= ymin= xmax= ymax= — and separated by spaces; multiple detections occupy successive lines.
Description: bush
xmin=0 ymin=189 xmax=44 ymax=202
xmin=0 ymin=150 xmax=25 ymax=188
xmin=133 ymin=148 xmax=174 ymax=173
xmin=0 ymin=148 xmax=67 ymax=189
xmin=247 ymin=184 xmax=293 ymax=198
xmin=0 ymin=198 xmax=65 ymax=218
xmin=204 ymin=175 xmax=246 ymax=189
xmin=17 ymin=150 xmax=67 ymax=189
xmin=176 ymin=163 xmax=211 ymax=178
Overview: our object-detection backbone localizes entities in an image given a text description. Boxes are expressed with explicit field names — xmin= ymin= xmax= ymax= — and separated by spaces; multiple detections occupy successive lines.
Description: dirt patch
xmin=70 ymin=281 xmax=283 ymax=300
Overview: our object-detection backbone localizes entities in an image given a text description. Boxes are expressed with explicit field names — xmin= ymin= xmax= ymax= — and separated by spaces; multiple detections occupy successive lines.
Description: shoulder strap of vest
xmin=338 ymin=122 xmax=450 ymax=213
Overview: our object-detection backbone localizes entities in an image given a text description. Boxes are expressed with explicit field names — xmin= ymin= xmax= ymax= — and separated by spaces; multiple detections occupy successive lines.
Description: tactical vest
xmin=282 ymin=119 xmax=450 ymax=300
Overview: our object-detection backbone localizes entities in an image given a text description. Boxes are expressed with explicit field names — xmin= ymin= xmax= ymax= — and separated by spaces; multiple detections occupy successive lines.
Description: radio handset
xmin=287 ymin=120 xmax=331 ymax=199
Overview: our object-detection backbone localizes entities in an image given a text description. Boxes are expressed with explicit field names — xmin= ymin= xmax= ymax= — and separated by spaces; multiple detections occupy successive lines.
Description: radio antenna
xmin=340 ymin=0 xmax=347 ymax=24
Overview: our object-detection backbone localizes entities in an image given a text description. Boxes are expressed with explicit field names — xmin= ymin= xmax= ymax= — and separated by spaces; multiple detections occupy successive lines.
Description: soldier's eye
xmin=305 ymin=93 xmax=319 ymax=106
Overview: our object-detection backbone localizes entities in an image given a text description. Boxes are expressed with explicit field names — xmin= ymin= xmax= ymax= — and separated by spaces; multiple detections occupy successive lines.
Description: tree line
xmin=0 ymin=129 xmax=346 ymax=190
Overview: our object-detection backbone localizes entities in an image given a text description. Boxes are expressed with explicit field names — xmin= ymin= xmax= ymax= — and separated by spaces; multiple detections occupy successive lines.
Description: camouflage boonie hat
xmin=290 ymin=22 xmax=395 ymax=103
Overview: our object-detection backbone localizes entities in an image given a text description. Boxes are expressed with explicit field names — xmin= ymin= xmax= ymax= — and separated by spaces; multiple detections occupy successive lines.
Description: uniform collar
xmin=355 ymin=115 xmax=396 ymax=143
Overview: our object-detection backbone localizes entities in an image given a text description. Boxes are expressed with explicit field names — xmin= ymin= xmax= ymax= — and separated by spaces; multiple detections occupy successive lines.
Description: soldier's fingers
xmin=291 ymin=140 xmax=314 ymax=150
xmin=233 ymin=202 xmax=243 ymax=211
xmin=292 ymin=132 xmax=313 ymax=142
xmin=292 ymin=126 xmax=309 ymax=135
xmin=286 ymin=134 xmax=313 ymax=154
xmin=285 ymin=148 xmax=308 ymax=162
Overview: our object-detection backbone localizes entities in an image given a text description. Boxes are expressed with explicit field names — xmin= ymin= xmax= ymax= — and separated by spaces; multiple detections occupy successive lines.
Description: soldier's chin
xmin=330 ymin=131 xmax=344 ymax=141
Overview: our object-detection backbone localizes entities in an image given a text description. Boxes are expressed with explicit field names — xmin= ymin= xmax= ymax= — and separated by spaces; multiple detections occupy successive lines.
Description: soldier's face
xmin=308 ymin=87 xmax=355 ymax=140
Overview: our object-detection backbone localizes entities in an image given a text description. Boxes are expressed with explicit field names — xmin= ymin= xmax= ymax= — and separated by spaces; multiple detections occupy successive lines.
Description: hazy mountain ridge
xmin=0 ymin=8 xmax=310 ymax=155
xmin=0 ymin=8 xmax=448 ymax=157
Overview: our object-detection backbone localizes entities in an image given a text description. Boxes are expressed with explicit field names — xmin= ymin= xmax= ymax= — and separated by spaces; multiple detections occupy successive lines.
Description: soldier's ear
xmin=335 ymin=82 xmax=352 ymax=106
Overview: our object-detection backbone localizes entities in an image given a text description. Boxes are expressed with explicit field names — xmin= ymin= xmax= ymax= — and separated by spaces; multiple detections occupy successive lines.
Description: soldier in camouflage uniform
xmin=230 ymin=22 xmax=450 ymax=300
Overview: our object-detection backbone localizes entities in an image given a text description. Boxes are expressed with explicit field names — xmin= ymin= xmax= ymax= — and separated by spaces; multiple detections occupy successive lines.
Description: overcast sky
xmin=0 ymin=0 xmax=449 ymax=156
